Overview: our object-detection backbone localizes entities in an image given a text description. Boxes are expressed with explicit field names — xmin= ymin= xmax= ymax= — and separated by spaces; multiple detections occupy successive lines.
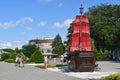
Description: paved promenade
xmin=47 ymin=61 xmax=120 ymax=79
xmin=0 ymin=61 xmax=120 ymax=80
xmin=0 ymin=62 xmax=83 ymax=80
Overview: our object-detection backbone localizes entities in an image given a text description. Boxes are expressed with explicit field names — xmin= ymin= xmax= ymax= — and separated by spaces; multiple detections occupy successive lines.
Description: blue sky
xmin=0 ymin=0 xmax=119 ymax=49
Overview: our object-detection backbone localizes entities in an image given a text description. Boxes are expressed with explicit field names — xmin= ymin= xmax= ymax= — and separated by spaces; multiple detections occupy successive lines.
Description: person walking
xmin=44 ymin=55 xmax=48 ymax=69
xmin=60 ymin=55 xmax=64 ymax=63
xmin=15 ymin=55 xmax=19 ymax=66
xmin=18 ymin=56 xmax=24 ymax=67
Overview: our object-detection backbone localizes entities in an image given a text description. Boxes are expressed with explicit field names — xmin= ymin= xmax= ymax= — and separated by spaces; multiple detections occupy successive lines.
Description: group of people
xmin=15 ymin=55 xmax=49 ymax=69
xmin=60 ymin=53 xmax=69 ymax=63
xmin=15 ymin=54 xmax=68 ymax=69
xmin=15 ymin=55 xmax=24 ymax=67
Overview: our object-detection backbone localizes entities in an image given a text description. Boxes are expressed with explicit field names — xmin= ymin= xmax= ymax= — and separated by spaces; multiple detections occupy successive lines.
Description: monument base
xmin=68 ymin=51 xmax=95 ymax=72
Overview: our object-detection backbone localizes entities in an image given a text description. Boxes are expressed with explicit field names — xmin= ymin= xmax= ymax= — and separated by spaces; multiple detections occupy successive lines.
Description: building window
xmin=40 ymin=43 xmax=51 ymax=46
xmin=42 ymin=49 xmax=51 ymax=53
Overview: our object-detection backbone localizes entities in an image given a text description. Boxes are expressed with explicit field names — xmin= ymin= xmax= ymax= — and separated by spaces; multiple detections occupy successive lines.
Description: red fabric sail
xmin=70 ymin=15 xmax=92 ymax=53
xmin=70 ymin=33 xmax=80 ymax=52
xmin=74 ymin=15 xmax=89 ymax=23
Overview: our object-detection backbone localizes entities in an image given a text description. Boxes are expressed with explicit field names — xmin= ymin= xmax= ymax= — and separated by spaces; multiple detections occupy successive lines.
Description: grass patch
xmin=100 ymin=73 xmax=120 ymax=80
xmin=56 ymin=63 xmax=68 ymax=67
xmin=4 ymin=59 xmax=15 ymax=63
xmin=35 ymin=63 xmax=68 ymax=69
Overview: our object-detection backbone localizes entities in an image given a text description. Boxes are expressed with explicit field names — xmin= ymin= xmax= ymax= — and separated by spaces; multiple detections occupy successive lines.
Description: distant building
xmin=29 ymin=38 xmax=54 ymax=56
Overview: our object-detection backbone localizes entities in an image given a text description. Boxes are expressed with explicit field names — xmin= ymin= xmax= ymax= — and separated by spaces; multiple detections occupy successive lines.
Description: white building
xmin=29 ymin=38 xmax=54 ymax=56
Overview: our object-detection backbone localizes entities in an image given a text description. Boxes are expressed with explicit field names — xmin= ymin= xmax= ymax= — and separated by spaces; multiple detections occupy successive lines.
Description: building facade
xmin=29 ymin=38 xmax=54 ymax=55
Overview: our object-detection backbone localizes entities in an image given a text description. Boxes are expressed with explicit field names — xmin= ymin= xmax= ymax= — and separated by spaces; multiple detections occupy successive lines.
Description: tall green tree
xmin=66 ymin=23 xmax=73 ymax=51
xmin=52 ymin=34 xmax=65 ymax=55
xmin=15 ymin=47 xmax=21 ymax=54
xmin=21 ymin=44 xmax=38 ymax=58
xmin=52 ymin=34 xmax=62 ymax=46
xmin=86 ymin=4 xmax=120 ymax=50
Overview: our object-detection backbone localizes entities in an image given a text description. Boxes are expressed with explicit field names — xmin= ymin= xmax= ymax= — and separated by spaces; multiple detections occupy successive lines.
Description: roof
xmin=29 ymin=38 xmax=54 ymax=43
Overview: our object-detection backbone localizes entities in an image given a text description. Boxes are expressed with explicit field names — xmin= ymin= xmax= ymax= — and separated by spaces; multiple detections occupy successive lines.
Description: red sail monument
xmin=68 ymin=5 xmax=95 ymax=72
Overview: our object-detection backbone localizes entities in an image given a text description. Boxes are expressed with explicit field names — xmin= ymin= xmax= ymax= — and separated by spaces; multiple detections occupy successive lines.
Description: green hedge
xmin=56 ymin=63 xmax=68 ymax=67
xmin=9 ymin=52 xmax=16 ymax=60
xmin=1 ymin=53 xmax=10 ymax=61
xmin=35 ymin=63 xmax=68 ymax=69
xmin=100 ymin=73 xmax=120 ymax=80
xmin=30 ymin=50 xmax=44 ymax=63
xmin=5 ymin=59 xmax=15 ymax=63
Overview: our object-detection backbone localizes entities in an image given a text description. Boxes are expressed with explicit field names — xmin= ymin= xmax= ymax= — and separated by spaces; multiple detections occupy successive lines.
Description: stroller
xmin=95 ymin=62 xmax=101 ymax=71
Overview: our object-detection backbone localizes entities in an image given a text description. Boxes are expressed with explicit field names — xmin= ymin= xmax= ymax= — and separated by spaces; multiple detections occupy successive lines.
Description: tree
xmin=66 ymin=23 xmax=73 ymax=51
xmin=21 ymin=44 xmax=38 ymax=58
xmin=53 ymin=44 xmax=65 ymax=55
xmin=30 ymin=50 xmax=44 ymax=63
xmin=15 ymin=47 xmax=21 ymax=53
xmin=52 ymin=34 xmax=65 ymax=55
xmin=2 ymin=48 xmax=14 ymax=53
xmin=52 ymin=34 xmax=62 ymax=47
xmin=86 ymin=4 xmax=120 ymax=50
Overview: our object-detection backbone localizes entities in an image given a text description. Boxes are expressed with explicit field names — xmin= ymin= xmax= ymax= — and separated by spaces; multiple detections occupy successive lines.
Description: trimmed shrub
xmin=116 ymin=74 xmax=120 ymax=80
xmin=30 ymin=50 xmax=44 ymax=63
xmin=5 ymin=59 xmax=15 ymax=63
xmin=96 ymin=48 xmax=105 ymax=61
xmin=100 ymin=73 xmax=120 ymax=80
xmin=25 ymin=57 xmax=30 ymax=63
xmin=0 ymin=58 xmax=2 ymax=61
xmin=1 ymin=53 xmax=10 ymax=61
xmin=56 ymin=63 xmax=68 ymax=67
xmin=9 ymin=52 xmax=17 ymax=60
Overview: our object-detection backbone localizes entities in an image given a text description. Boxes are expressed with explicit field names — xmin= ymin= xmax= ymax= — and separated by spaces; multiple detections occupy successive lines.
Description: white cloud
xmin=38 ymin=0 xmax=52 ymax=3
xmin=13 ymin=40 xmax=21 ymax=43
xmin=38 ymin=21 xmax=47 ymax=27
xmin=0 ymin=21 xmax=15 ymax=29
xmin=25 ymin=26 xmax=32 ymax=31
xmin=16 ymin=17 xmax=33 ymax=25
xmin=0 ymin=40 xmax=24 ymax=49
xmin=58 ymin=3 xmax=63 ymax=7
xmin=53 ymin=19 xmax=73 ymax=28
xmin=0 ymin=17 xmax=33 ymax=29
xmin=20 ymin=32 xmax=26 ymax=35
xmin=0 ymin=41 xmax=12 ymax=49
xmin=12 ymin=40 xmax=23 ymax=49
xmin=53 ymin=22 xmax=61 ymax=28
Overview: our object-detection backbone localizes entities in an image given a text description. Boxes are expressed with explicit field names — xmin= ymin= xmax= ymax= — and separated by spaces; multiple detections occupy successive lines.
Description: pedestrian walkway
xmin=0 ymin=62 xmax=83 ymax=80
xmin=0 ymin=61 xmax=120 ymax=80
xmin=47 ymin=61 xmax=120 ymax=80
